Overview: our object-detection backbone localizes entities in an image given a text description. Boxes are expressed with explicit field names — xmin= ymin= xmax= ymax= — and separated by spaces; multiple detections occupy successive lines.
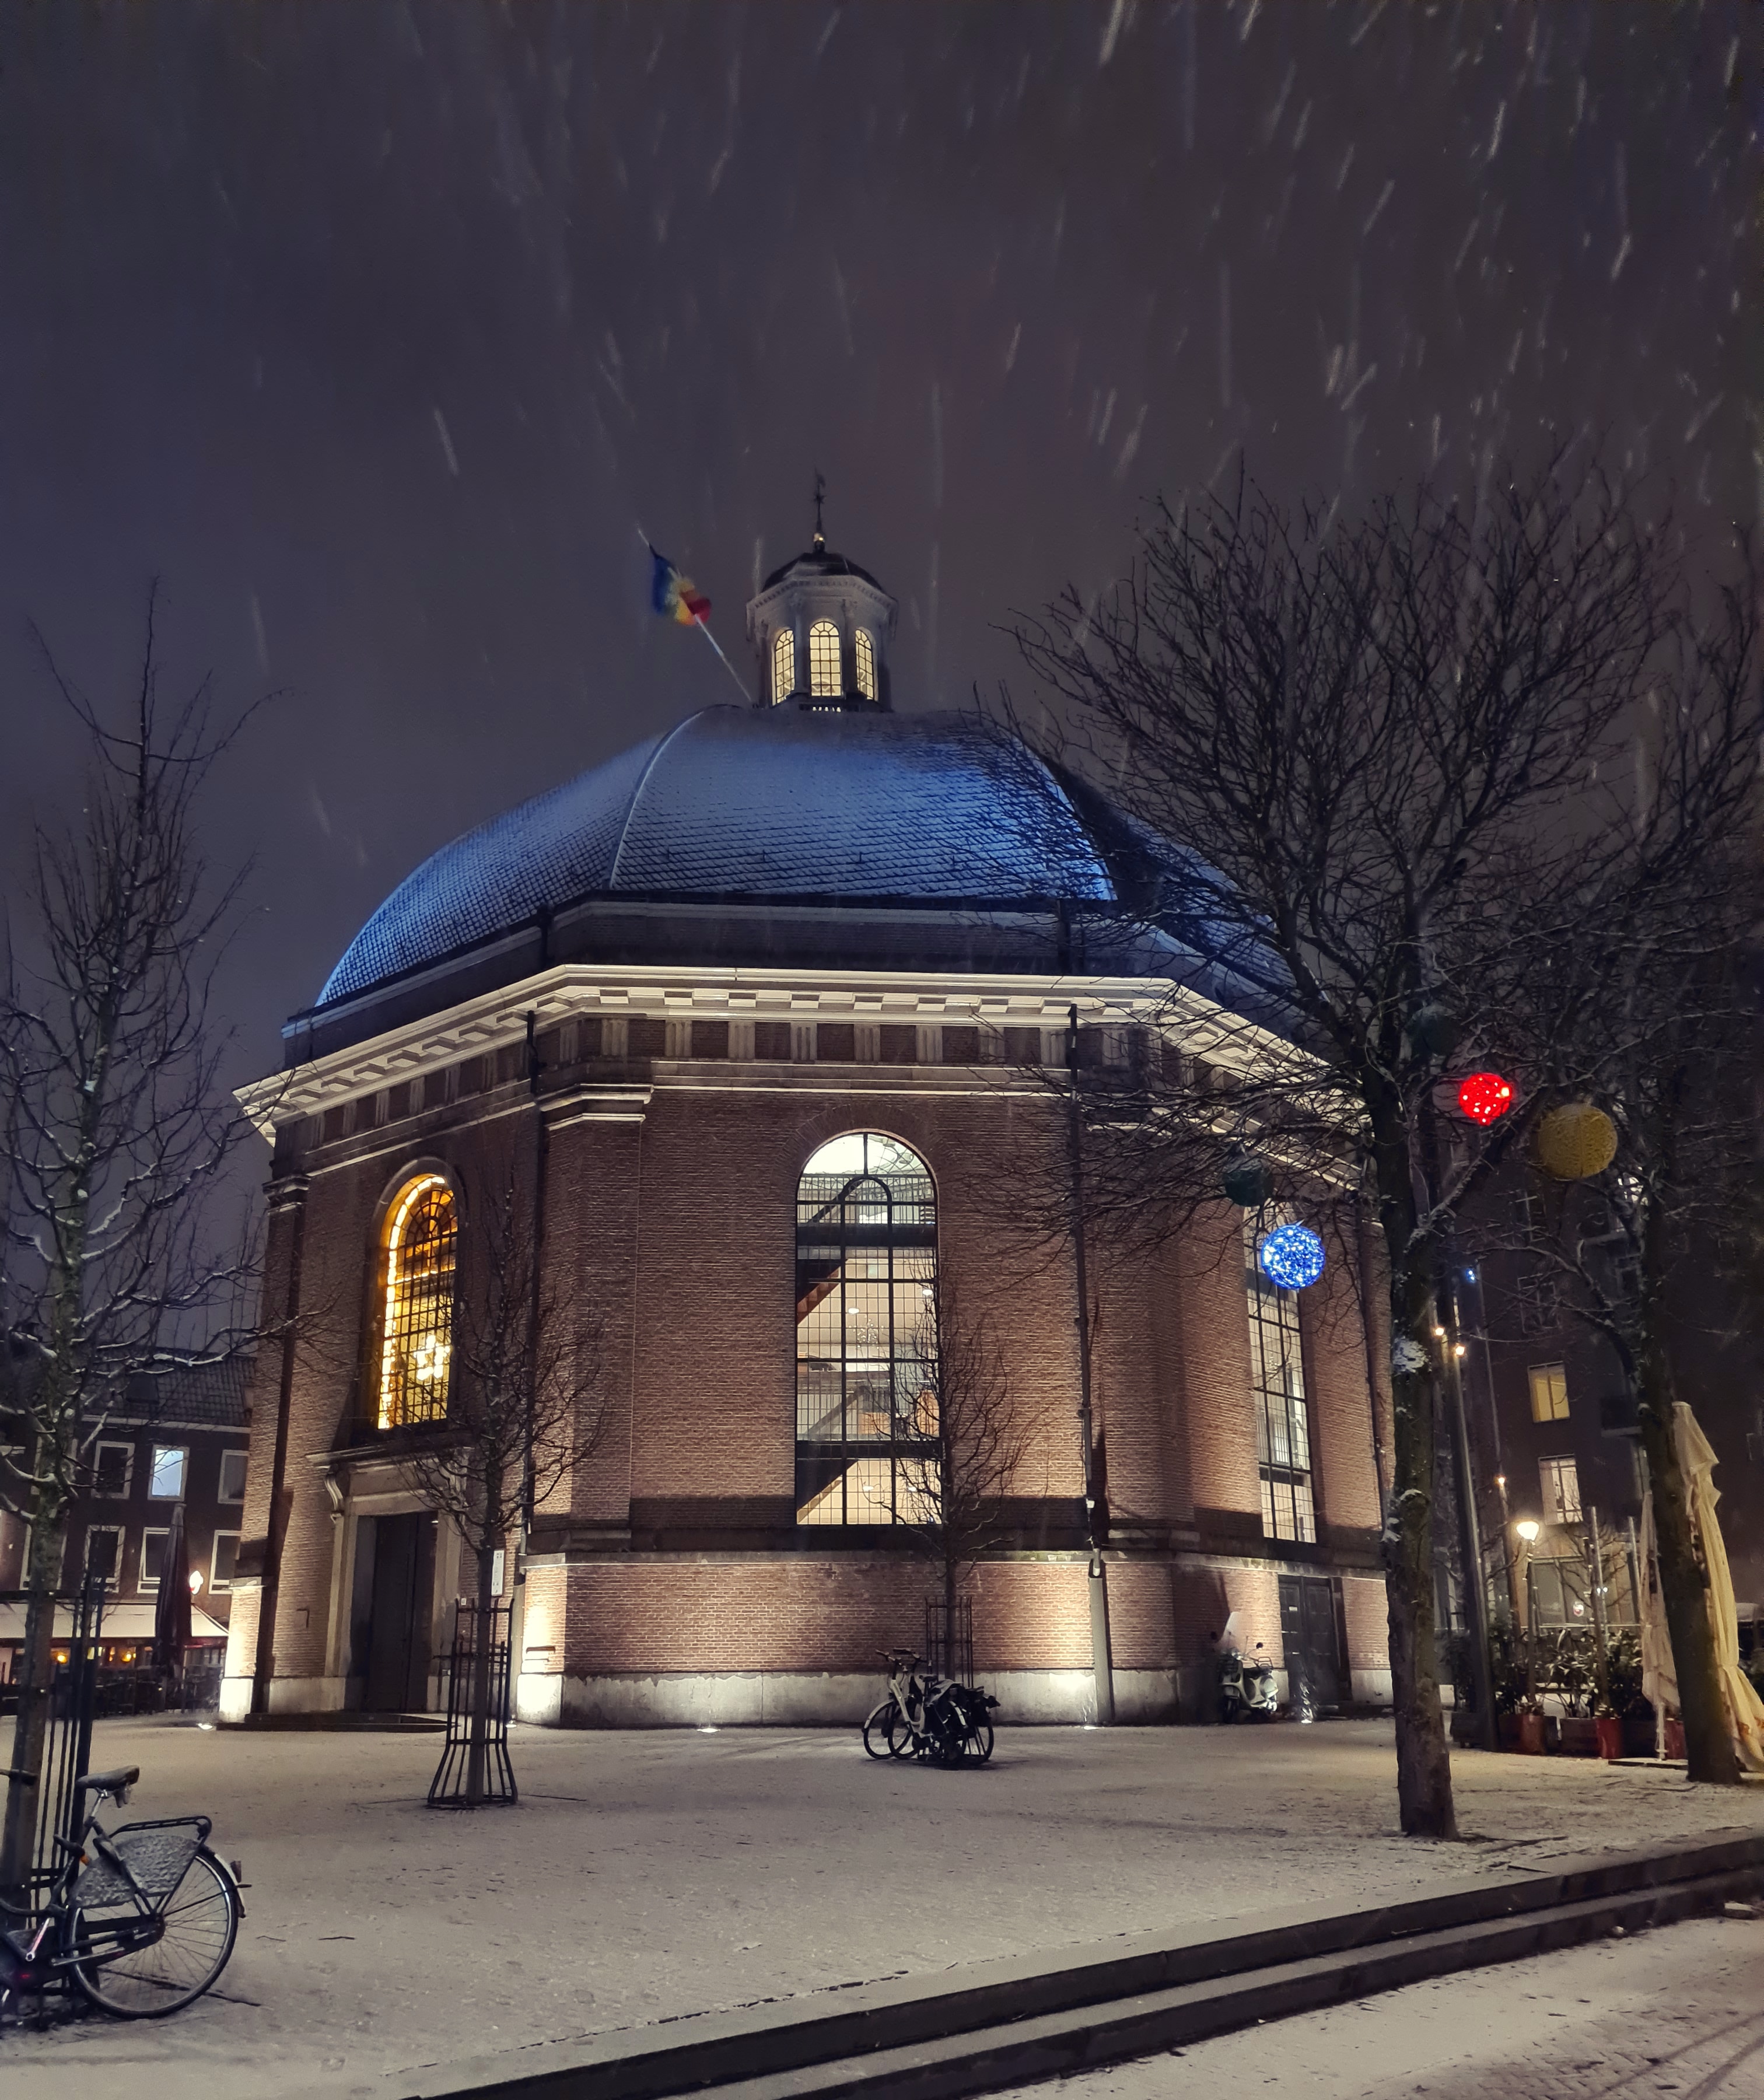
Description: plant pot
xmin=1518 ymin=1712 xmax=1546 ymax=1756
xmin=1595 ymin=1716 xmax=1623 ymax=1760
xmin=1559 ymin=1715 xmax=1598 ymax=1758
xmin=1664 ymin=1716 xmax=1686 ymax=1760
xmin=1623 ymin=1710 xmax=1657 ymax=1757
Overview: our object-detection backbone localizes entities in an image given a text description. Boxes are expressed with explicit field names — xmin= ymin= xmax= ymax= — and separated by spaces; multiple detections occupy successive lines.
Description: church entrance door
xmin=362 ymin=1512 xmax=437 ymax=1713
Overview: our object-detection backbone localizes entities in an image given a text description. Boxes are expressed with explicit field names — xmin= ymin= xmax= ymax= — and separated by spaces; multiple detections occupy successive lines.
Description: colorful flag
xmin=649 ymin=544 xmax=711 ymax=626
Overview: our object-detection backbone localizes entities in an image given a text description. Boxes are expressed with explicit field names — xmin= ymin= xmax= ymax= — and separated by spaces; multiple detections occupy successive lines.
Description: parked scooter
xmin=1213 ymin=1629 xmax=1279 ymax=1723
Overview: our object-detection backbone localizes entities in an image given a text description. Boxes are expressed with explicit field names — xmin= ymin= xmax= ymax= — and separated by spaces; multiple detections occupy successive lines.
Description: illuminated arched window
xmin=854 ymin=628 xmax=876 ymax=701
xmin=377 ymin=1175 xmax=457 ymax=1429
xmin=772 ymin=626 xmax=795 ymax=703
xmin=808 ymin=620 xmax=842 ymax=698
xmin=794 ymin=1133 xmax=937 ymax=1527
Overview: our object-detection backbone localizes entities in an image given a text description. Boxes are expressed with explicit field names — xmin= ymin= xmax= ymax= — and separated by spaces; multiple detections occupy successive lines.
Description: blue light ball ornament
xmin=1258 ymin=1223 xmax=1326 ymax=1292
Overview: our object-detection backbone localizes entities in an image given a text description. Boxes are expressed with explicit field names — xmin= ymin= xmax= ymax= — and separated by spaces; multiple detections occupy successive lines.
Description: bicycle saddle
xmin=75 ymin=1766 xmax=140 ymax=1797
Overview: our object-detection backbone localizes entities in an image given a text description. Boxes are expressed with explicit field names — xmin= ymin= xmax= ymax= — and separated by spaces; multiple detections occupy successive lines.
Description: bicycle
xmin=1 ymin=1762 xmax=244 ymax=2020
xmin=862 ymin=1650 xmax=996 ymax=1767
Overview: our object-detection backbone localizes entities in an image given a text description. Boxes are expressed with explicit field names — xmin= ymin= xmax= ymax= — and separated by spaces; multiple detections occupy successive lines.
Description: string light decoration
xmin=1457 ymin=1071 xmax=1514 ymax=1126
xmin=1534 ymin=1101 xmax=1618 ymax=1180
xmin=1258 ymin=1223 xmax=1326 ymax=1292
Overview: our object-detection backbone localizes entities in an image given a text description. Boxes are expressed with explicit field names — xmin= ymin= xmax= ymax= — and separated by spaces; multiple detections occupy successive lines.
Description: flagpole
xmin=636 ymin=524 xmax=751 ymax=702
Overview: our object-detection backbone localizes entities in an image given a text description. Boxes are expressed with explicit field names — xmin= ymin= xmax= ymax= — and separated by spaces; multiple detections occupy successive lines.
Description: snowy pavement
xmin=4 ymin=1716 xmax=1762 ymax=2097
xmin=992 ymin=1912 xmax=1764 ymax=2099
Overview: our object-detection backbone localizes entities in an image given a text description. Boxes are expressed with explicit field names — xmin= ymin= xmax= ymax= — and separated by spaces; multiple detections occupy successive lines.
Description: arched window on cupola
xmin=854 ymin=629 xmax=877 ymax=701
xmin=808 ymin=620 xmax=842 ymax=698
xmin=376 ymin=1173 xmax=457 ymax=1429
xmin=772 ymin=626 xmax=795 ymax=704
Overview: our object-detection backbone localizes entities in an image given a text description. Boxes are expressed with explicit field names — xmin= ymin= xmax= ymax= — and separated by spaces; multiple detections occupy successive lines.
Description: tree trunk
xmin=466 ymin=1539 xmax=497 ymax=1808
xmin=1375 ymin=1136 xmax=1457 ymax=1838
xmin=1636 ymin=1347 xmax=1734 ymax=1784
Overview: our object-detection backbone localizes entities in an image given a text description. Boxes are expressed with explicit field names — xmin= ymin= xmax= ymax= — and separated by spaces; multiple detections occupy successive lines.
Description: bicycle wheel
xmin=964 ymin=1718 xmax=996 ymax=1765
xmin=862 ymin=1698 xmax=902 ymax=1760
xmin=69 ymin=1849 xmax=239 ymax=2018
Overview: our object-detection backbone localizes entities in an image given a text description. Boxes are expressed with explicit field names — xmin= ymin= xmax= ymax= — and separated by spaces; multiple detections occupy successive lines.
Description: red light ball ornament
xmin=1458 ymin=1072 xmax=1514 ymax=1126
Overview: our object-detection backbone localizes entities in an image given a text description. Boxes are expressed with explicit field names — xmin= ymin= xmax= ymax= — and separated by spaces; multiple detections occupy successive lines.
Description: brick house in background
xmin=0 ymin=1360 xmax=249 ymax=1675
xmin=220 ymin=532 xmax=1395 ymax=1728
xmin=1454 ymin=1189 xmax=1762 ymax=1641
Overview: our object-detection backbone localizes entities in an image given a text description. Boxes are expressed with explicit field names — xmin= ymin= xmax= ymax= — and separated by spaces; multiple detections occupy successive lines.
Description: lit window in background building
xmin=148 ymin=1444 xmax=187 ymax=1499
xmin=1244 ymin=1217 xmax=1316 ymax=1544
xmin=1528 ymin=1363 xmax=1570 ymax=1422
xmin=772 ymin=625 xmax=794 ymax=702
xmin=1539 ymin=1454 xmax=1581 ymax=1524
xmin=854 ymin=628 xmax=876 ymax=699
xmin=808 ymin=620 xmax=841 ymax=696
xmin=378 ymin=1175 xmax=457 ymax=1429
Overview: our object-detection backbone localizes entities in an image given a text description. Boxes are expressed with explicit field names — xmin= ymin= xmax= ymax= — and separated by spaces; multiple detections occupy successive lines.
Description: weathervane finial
xmin=812 ymin=470 xmax=826 ymax=551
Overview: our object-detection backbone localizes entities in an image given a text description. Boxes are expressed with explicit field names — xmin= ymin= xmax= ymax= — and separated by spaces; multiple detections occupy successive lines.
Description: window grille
xmin=772 ymin=625 xmax=795 ymax=702
xmin=808 ymin=620 xmax=842 ymax=698
xmin=795 ymin=1132 xmax=938 ymax=1527
xmin=1528 ymin=1363 xmax=1570 ymax=1422
xmin=85 ymin=1527 xmax=123 ymax=1588
xmin=1539 ymin=1454 xmax=1581 ymax=1524
xmin=854 ymin=628 xmax=876 ymax=699
xmin=140 ymin=1527 xmax=170 ymax=1588
xmin=1244 ymin=1219 xmax=1315 ymax=1544
xmin=1518 ymin=1268 xmax=1560 ymax=1336
xmin=93 ymin=1442 xmax=132 ymax=1499
xmin=377 ymin=1175 xmax=458 ymax=1429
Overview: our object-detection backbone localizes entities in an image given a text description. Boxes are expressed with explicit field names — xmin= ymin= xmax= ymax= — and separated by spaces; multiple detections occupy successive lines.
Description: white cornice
xmin=235 ymin=961 xmax=1300 ymax=1137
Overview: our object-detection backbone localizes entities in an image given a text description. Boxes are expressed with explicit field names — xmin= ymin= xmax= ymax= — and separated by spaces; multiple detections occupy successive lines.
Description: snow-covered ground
xmin=5 ymin=1716 xmax=1762 ymax=2097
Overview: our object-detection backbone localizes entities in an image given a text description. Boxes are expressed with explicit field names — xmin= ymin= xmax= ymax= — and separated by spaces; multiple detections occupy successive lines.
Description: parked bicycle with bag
xmin=1 ymin=1762 xmax=244 ymax=2020
xmin=862 ymin=1648 xmax=997 ymax=1766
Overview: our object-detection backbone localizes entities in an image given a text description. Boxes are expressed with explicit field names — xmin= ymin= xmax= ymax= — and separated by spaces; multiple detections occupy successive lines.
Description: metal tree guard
xmin=3 ymin=1573 xmax=104 ymax=1924
xmin=427 ymin=1600 xmax=516 ymax=1808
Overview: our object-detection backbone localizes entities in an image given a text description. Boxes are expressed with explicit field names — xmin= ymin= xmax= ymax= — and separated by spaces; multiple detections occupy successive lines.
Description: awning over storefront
xmin=0 ymin=1601 xmax=229 ymax=1643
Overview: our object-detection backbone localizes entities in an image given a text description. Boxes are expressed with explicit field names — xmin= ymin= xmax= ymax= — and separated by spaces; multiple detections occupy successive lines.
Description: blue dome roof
xmin=318 ymin=706 xmax=1118 ymax=1007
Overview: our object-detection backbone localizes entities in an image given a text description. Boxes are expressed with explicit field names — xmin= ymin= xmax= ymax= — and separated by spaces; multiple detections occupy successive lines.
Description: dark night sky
xmin=1 ymin=2 xmax=1755 ymax=1108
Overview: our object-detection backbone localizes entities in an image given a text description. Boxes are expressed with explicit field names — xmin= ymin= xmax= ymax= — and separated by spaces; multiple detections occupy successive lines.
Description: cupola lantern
xmin=745 ymin=481 xmax=898 ymax=712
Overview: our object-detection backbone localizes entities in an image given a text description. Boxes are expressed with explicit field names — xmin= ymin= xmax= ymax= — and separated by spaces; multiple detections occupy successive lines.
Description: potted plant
xmin=1487 ymin=1621 xmax=1529 ymax=1750
xmin=1598 ymin=1632 xmax=1641 ymax=1760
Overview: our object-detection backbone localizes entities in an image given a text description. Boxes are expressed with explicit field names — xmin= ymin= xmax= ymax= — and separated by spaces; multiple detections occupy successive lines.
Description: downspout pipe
xmin=1067 ymin=1005 xmax=1114 ymax=1725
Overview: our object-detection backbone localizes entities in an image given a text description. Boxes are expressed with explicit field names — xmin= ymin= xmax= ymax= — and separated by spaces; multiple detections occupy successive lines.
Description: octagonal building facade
xmin=220 ymin=534 xmax=1394 ymax=1728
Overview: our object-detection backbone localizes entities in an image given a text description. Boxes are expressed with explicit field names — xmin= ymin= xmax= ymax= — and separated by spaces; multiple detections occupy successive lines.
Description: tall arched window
xmin=808 ymin=619 xmax=842 ymax=698
xmin=772 ymin=625 xmax=795 ymax=703
xmin=795 ymin=1133 xmax=937 ymax=1526
xmin=853 ymin=628 xmax=877 ymax=700
xmin=377 ymin=1174 xmax=457 ymax=1429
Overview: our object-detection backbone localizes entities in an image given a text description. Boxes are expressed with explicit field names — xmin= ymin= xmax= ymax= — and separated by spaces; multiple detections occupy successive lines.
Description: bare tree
xmin=396 ymin=1166 xmax=607 ymax=1805
xmin=1479 ymin=678 xmax=1764 ymax=1784
xmin=1013 ymin=464 xmax=1761 ymax=1834
xmin=892 ymin=1275 xmax=1032 ymax=1669
xmin=1 ymin=593 xmax=263 ymax=1892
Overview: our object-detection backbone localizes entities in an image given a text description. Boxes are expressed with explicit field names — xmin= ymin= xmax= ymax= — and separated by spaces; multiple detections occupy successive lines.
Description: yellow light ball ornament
xmin=1534 ymin=1101 xmax=1618 ymax=1181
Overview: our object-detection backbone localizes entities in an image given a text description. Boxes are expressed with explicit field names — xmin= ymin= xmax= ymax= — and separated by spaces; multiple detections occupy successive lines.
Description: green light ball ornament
xmin=1534 ymin=1101 xmax=1618 ymax=1181
xmin=1222 ymin=1155 xmax=1273 ymax=1208
xmin=1258 ymin=1223 xmax=1326 ymax=1292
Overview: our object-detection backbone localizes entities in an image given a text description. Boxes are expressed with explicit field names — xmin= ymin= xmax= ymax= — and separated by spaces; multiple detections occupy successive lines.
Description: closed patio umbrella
xmin=1674 ymin=1403 xmax=1764 ymax=1773
xmin=155 ymin=1501 xmax=192 ymax=1677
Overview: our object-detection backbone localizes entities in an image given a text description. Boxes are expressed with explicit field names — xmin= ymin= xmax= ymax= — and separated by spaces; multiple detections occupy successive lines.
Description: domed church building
xmin=220 ymin=529 xmax=1393 ymax=1728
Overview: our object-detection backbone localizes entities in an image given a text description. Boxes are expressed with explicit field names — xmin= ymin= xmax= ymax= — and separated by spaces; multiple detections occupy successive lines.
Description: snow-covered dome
xmin=318 ymin=704 xmax=1120 ymax=1008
